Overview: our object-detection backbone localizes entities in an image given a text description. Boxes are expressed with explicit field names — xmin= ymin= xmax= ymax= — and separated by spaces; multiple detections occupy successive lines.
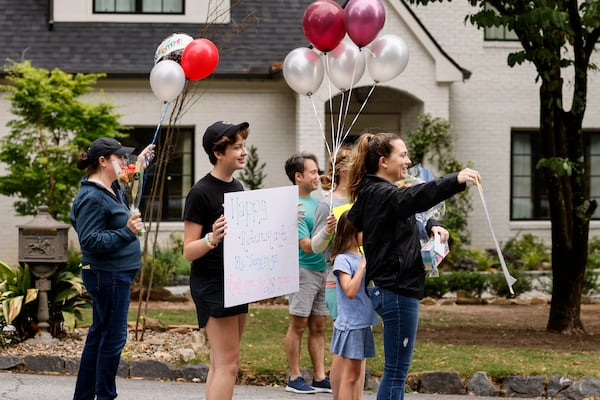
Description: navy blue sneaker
xmin=286 ymin=376 xmax=317 ymax=394
xmin=312 ymin=377 xmax=332 ymax=393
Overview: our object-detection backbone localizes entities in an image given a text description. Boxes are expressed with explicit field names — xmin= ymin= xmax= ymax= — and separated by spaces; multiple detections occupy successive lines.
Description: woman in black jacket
xmin=346 ymin=132 xmax=480 ymax=400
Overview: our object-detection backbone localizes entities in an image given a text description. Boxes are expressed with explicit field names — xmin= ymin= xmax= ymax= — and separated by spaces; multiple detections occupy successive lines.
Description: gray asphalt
xmin=0 ymin=372 xmax=543 ymax=400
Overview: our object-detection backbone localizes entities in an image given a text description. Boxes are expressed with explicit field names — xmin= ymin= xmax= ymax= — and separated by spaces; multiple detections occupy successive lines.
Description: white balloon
xmin=283 ymin=47 xmax=325 ymax=96
xmin=366 ymin=34 xmax=409 ymax=83
xmin=149 ymin=60 xmax=186 ymax=102
xmin=154 ymin=33 xmax=194 ymax=64
xmin=326 ymin=38 xmax=365 ymax=91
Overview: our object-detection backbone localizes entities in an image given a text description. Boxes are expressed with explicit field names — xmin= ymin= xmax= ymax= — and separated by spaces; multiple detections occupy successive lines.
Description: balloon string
xmin=150 ymin=101 xmax=172 ymax=147
xmin=309 ymin=96 xmax=332 ymax=161
xmin=137 ymin=100 xmax=172 ymax=209
xmin=341 ymin=83 xmax=376 ymax=143
xmin=476 ymin=182 xmax=517 ymax=295
xmin=325 ymin=53 xmax=337 ymax=162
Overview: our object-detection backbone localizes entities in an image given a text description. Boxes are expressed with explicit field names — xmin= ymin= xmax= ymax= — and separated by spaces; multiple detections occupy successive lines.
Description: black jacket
xmin=347 ymin=173 xmax=465 ymax=299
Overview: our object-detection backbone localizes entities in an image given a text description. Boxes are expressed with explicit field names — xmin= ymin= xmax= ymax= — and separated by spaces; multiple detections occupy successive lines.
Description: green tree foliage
xmin=237 ymin=144 xmax=267 ymax=190
xmin=0 ymin=60 xmax=127 ymax=222
xmin=408 ymin=0 xmax=600 ymax=333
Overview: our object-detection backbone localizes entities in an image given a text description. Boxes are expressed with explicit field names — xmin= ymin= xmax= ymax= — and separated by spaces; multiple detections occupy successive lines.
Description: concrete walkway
xmin=0 ymin=372 xmax=543 ymax=400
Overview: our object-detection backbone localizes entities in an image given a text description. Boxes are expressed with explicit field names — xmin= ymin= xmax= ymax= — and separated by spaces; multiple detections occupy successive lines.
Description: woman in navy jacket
xmin=347 ymin=132 xmax=480 ymax=400
xmin=70 ymin=137 xmax=153 ymax=400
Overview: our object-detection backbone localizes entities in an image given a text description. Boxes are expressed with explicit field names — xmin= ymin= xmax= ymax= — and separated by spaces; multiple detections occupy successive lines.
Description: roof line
xmin=398 ymin=0 xmax=471 ymax=80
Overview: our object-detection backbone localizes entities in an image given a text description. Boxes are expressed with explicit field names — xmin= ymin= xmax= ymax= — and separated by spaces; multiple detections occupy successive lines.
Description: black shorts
xmin=190 ymin=274 xmax=248 ymax=328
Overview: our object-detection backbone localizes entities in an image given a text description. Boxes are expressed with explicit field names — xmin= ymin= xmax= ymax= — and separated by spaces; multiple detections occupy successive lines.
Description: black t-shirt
xmin=183 ymin=173 xmax=244 ymax=278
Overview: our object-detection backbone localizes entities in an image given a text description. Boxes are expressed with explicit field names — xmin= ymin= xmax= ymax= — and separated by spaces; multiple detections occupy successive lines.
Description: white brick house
xmin=0 ymin=0 xmax=598 ymax=264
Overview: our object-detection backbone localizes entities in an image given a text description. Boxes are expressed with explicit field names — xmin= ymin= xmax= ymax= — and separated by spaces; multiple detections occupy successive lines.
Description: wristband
xmin=204 ymin=233 xmax=218 ymax=250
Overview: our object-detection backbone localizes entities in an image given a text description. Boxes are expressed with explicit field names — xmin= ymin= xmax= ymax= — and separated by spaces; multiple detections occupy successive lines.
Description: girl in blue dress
xmin=329 ymin=210 xmax=378 ymax=400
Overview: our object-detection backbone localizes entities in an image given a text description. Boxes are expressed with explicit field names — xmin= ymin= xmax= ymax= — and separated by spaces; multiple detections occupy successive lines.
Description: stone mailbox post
xmin=18 ymin=205 xmax=70 ymax=340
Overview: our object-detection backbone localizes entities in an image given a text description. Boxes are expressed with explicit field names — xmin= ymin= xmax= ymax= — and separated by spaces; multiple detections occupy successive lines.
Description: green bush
xmin=487 ymin=269 xmax=532 ymax=298
xmin=0 ymin=252 xmax=90 ymax=343
xmin=137 ymin=233 xmax=190 ymax=288
xmin=502 ymin=233 xmax=550 ymax=270
xmin=48 ymin=249 xmax=91 ymax=337
xmin=0 ymin=261 xmax=37 ymax=342
xmin=587 ymin=236 xmax=600 ymax=270
xmin=451 ymin=248 xmax=497 ymax=271
xmin=583 ymin=268 xmax=599 ymax=296
xmin=424 ymin=274 xmax=450 ymax=298
xmin=446 ymin=271 xmax=489 ymax=297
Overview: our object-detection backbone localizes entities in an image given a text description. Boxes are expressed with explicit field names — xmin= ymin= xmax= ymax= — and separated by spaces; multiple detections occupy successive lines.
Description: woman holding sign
xmin=346 ymin=132 xmax=480 ymax=400
xmin=183 ymin=121 xmax=250 ymax=400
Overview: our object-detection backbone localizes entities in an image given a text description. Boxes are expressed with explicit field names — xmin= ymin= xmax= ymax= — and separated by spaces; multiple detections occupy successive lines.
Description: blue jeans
xmin=74 ymin=268 xmax=137 ymax=400
xmin=371 ymin=288 xmax=419 ymax=400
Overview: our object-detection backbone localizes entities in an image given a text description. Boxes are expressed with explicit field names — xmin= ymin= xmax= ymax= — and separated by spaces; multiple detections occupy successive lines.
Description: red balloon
xmin=344 ymin=0 xmax=386 ymax=48
xmin=180 ymin=38 xmax=219 ymax=81
xmin=302 ymin=0 xmax=346 ymax=52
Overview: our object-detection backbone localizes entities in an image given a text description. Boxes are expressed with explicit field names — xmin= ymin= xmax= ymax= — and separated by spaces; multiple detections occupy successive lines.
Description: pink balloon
xmin=344 ymin=0 xmax=386 ymax=48
xmin=302 ymin=0 xmax=346 ymax=52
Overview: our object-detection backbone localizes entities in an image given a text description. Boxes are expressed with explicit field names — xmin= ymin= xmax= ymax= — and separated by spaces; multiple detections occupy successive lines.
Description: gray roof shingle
xmin=1 ymin=0 xmax=316 ymax=77
xmin=1 ymin=1 xmax=468 ymax=79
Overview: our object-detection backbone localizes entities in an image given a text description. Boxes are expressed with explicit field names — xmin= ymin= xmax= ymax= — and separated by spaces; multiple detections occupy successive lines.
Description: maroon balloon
xmin=344 ymin=0 xmax=386 ymax=48
xmin=302 ymin=0 xmax=346 ymax=52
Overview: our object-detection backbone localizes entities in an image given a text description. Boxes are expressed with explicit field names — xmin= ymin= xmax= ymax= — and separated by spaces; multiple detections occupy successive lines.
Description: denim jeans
xmin=73 ymin=268 xmax=137 ymax=400
xmin=372 ymin=288 xmax=419 ymax=400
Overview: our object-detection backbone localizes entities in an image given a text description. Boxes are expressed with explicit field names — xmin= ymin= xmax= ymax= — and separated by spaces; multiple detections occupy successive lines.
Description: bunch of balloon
xmin=150 ymin=33 xmax=220 ymax=103
xmin=283 ymin=0 xmax=410 ymax=204
xmin=148 ymin=33 xmax=220 ymax=140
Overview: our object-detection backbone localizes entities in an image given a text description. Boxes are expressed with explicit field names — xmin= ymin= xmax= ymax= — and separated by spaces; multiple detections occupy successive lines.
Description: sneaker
xmin=312 ymin=377 xmax=333 ymax=393
xmin=285 ymin=376 xmax=317 ymax=394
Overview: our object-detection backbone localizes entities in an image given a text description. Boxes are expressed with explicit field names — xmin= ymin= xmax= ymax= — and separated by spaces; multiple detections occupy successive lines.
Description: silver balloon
xmin=149 ymin=60 xmax=186 ymax=102
xmin=325 ymin=38 xmax=366 ymax=91
xmin=366 ymin=34 xmax=409 ymax=83
xmin=283 ymin=47 xmax=325 ymax=96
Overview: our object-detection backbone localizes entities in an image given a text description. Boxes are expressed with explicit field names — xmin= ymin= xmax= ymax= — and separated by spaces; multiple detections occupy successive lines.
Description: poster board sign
xmin=223 ymin=186 xmax=299 ymax=307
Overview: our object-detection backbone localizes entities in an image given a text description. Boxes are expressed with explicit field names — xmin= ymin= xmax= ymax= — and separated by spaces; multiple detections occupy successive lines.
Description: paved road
xmin=0 ymin=372 xmax=543 ymax=400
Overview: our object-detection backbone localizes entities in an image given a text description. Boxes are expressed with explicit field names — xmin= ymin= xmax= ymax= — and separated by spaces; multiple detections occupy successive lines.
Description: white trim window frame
xmin=93 ymin=0 xmax=184 ymax=14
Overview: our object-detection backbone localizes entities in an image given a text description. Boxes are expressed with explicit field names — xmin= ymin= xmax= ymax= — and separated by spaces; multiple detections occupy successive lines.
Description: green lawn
xmin=79 ymin=305 xmax=600 ymax=383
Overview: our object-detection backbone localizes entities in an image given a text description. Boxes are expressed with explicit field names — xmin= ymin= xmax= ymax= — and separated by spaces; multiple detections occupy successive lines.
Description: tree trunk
xmin=540 ymin=73 xmax=591 ymax=334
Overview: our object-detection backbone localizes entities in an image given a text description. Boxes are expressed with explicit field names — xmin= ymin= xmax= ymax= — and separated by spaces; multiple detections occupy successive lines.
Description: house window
xmin=484 ymin=25 xmax=518 ymax=41
xmin=483 ymin=4 xmax=518 ymax=41
xmin=511 ymin=130 xmax=600 ymax=220
xmin=94 ymin=0 xmax=184 ymax=14
xmin=123 ymin=126 xmax=194 ymax=221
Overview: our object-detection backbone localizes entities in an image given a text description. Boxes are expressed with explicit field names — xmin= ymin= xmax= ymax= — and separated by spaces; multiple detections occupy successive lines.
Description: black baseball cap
xmin=87 ymin=137 xmax=136 ymax=162
xmin=202 ymin=121 xmax=250 ymax=155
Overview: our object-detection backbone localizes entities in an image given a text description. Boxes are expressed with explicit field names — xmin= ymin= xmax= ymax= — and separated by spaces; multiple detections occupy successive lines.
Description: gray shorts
xmin=288 ymin=268 xmax=329 ymax=317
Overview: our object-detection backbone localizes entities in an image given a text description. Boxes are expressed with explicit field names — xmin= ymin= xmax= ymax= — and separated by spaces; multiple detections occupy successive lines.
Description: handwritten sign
xmin=223 ymin=186 xmax=299 ymax=307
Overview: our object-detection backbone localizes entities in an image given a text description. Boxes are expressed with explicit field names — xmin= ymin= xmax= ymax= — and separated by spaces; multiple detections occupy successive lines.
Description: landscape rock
xmin=557 ymin=376 xmax=600 ymax=400
xmin=130 ymin=359 xmax=174 ymax=379
xmin=24 ymin=355 xmax=64 ymax=373
xmin=175 ymin=364 xmax=208 ymax=381
xmin=468 ymin=371 xmax=499 ymax=396
xmin=420 ymin=371 xmax=465 ymax=394
xmin=503 ymin=375 xmax=546 ymax=397
xmin=0 ymin=355 xmax=21 ymax=370
xmin=548 ymin=374 xmax=573 ymax=398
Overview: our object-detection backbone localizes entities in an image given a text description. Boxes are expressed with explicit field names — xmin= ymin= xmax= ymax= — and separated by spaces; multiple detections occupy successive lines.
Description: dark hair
xmin=284 ymin=152 xmax=318 ymax=184
xmin=320 ymin=145 xmax=352 ymax=191
xmin=208 ymin=128 xmax=250 ymax=165
xmin=329 ymin=210 xmax=359 ymax=263
xmin=347 ymin=132 xmax=401 ymax=202
xmin=76 ymin=152 xmax=100 ymax=173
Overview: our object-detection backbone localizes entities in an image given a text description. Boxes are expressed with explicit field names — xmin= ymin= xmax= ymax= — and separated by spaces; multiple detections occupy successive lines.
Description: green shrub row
xmin=424 ymin=270 xmax=533 ymax=299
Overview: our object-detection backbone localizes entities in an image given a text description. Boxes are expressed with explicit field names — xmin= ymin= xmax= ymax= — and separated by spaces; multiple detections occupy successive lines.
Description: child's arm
xmin=338 ymin=256 xmax=366 ymax=300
